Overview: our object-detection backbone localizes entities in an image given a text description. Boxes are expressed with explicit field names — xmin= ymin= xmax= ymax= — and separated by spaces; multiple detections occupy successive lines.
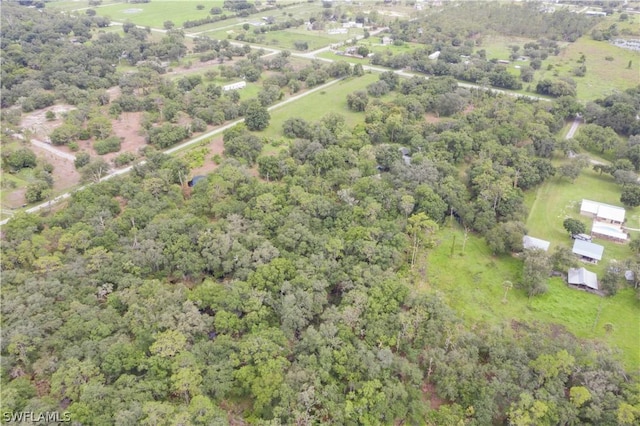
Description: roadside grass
xmin=258 ymin=73 xmax=380 ymax=139
xmin=425 ymin=221 xmax=640 ymax=370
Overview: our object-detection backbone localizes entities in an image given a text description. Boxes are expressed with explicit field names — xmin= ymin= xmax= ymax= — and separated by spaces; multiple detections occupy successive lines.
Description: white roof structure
xmin=523 ymin=236 xmax=550 ymax=251
xmin=591 ymin=222 xmax=628 ymax=241
xmin=223 ymin=81 xmax=246 ymax=91
xmin=572 ymin=239 xmax=604 ymax=261
xmin=580 ymin=199 xmax=625 ymax=223
xmin=568 ymin=267 xmax=598 ymax=290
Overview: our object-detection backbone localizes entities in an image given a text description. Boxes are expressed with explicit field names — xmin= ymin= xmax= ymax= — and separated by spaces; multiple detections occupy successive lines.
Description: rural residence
xmin=572 ymin=239 xmax=604 ymax=264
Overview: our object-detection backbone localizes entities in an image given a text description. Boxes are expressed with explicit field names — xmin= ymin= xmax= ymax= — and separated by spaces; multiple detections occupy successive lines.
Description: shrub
xmin=94 ymin=136 xmax=121 ymax=155
xmin=74 ymin=152 xmax=91 ymax=169
xmin=114 ymin=152 xmax=136 ymax=167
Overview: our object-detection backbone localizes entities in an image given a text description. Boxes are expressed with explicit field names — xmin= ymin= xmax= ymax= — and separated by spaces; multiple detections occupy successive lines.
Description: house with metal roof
xmin=568 ymin=267 xmax=598 ymax=290
xmin=580 ymin=199 xmax=625 ymax=225
xmin=572 ymin=239 xmax=604 ymax=264
xmin=522 ymin=235 xmax=550 ymax=252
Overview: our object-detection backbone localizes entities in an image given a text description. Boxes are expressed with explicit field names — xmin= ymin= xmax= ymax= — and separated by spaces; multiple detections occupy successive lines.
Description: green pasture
xmin=479 ymin=35 xmax=542 ymax=62
xmin=539 ymin=37 xmax=640 ymax=101
xmin=316 ymin=51 xmax=369 ymax=65
xmin=183 ymin=19 xmax=250 ymax=36
xmin=426 ymin=222 xmax=640 ymax=370
xmin=257 ymin=73 xmax=380 ymax=139
xmin=366 ymin=41 xmax=425 ymax=56
xmin=250 ymin=29 xmax=360 ymax=51
xmin=92 ymin=1 xmax=225 ymax=28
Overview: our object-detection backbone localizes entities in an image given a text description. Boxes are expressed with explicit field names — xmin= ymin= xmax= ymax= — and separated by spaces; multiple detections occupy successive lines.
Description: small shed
xmin=572 ymin=239 xmax=604 ymax=264
xmin=523 ymin=235 xmax=550 ymax=252
xmin=568 ymin=267 xmax=598 ymax=290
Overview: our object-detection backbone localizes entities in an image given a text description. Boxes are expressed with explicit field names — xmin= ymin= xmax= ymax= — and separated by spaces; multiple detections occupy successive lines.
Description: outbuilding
xmin=522 ymin=235 xmax=550 ymax=252
xmin=572 ymin=239 xmax=604 ymax=264
xmin=568 ymin=267 xmax=598 ymax=290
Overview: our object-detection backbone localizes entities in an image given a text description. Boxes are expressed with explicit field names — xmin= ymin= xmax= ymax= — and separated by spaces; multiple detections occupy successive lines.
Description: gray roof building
xmin=568 ymin=267 xmax=598 ymax=290
xmin=522 ymin=235 xmax=550 ymax=251
xmin=572 ymin=239 xmax=604 ymax=263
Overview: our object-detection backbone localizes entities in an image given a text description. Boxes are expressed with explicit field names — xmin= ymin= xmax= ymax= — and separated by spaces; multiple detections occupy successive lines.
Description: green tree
xmin=25 ymin=180 xmax=50 ymax=203
xmin=621 ymin=185 xmax=640 ymax=207
xmin=80 ymin=158 xmax=110 ymax=183
xmin=522 ymin=248 xmax=552 ymax=297
xmin=406 ymin=212 xmax=438 ymax=268
xmin=244 ymin=100 xmax=270 ymax=131
xmin=563 ymin=217 xmax=586 ymax=236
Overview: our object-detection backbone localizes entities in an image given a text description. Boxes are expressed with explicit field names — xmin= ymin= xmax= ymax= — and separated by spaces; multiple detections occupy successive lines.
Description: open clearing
xmin=541 ymin=37 xmax=640 ymax=101
xmin=258 ymin=72 xmax=380 ymax=139
xmin=425 ymin=223 xmax=640 ymax=370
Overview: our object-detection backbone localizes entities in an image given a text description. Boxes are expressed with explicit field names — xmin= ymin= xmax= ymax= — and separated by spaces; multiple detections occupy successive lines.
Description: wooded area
xmin=1 ymin=1 xmax=640 ymax=424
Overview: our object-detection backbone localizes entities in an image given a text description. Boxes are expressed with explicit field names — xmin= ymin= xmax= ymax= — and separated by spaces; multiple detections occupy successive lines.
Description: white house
xmin=580 ymin=199 xmax=625 ymax=224
xmin=223 ymin=81 xmax=246 ymax=91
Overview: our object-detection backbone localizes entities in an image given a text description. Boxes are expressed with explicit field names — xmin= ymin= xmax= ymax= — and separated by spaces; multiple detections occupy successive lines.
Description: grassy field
xmin=540 ymin=37 xmax=640 ymax=101
xmin=425 ymin=222 xmax=640 ymax=370
xmin=92 ymin=2 xmax=221 ymax=28
xmin=257 ymin=72 xmax=380 ymax=139
xmin=316 ymin=51 xmax=370 ymax=65
xmin=479 ymin=35 xmax=542 ymax=62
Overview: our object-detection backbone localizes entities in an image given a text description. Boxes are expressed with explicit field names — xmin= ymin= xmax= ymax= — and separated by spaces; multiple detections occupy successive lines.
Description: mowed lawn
xmin=426 ymin=222 xmax=640 ymax=371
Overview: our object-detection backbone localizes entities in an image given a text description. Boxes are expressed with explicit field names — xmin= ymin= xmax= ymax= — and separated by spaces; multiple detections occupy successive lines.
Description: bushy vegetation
xmin=2 ymin=2 xmax=639 ymax=424
xmin=3 ymin=77 xmax=640 ymax=423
